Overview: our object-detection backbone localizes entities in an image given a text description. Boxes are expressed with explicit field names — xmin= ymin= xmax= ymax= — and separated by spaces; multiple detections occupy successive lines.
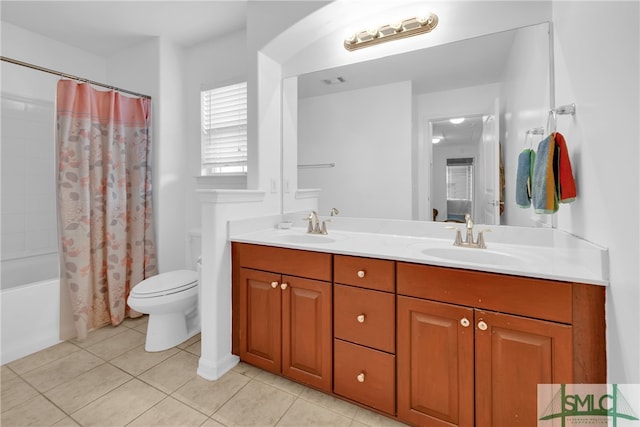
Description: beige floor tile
xmin=1 ymin=394 xmax=67 ymax=426
xmin=1 ymin=375 xmax=39 ymax=413
xmin=232 ymin=362 xmax=263 ymax=378
xmin=2 ymin=365 xmax=18 ymax=381
xmin=212 ymin=379 xmax=296 ymax=427
xmin=201 ymin=418 xmax=226 ymax=427
xmin=133 ymin=322 xmax=148 ymax=334
xmin=184 ymin=340 xmax=201 ymax=356
xmin=299 ymin=387 xmax=359 ymax=419
xmin=72 ymin=324 xmax=127 ymax=348
xmin=110 ymin=344 xmax=179 ymax=376
xmin=353 ymin=407 xmax=409 ymax=427
xmin=177 ymin=333 xmax=201 ymax=349
xmin=7 ymin=341 xmax=79 ymax=375
xmin=71 ymin=379 xmax=164 ymax=427
xmin=173 ymin=370 xmax=249 ymax=416
xmin=22 ymin=350 xmax=104 ymax=392
xmin=253 ymin=369 xmax=306 ymax=396
xmin=85 ymin=328 xmax=146 ymax=360
xmin=349 ymin=421 xmax=369 ymax=427
xmin=44 ymin=363 xmax=132 ymax=413
xmin=127 ymin=396 xmax=208 ymax=427
xmin=138 ymin=351 xmax=199 ymax=393
xmin=277 ymin=398 xmax=353 ymax=426
xmin=120 ymin=315 xmax=148 ymax=329
xmin=52 ymin=416 xmax=81 ymax=426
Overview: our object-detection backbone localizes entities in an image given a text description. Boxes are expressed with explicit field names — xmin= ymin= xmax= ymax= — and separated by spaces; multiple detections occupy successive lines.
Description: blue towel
xmin=515 ymin=149 xmax=535 ymax=208
xmin=532 ymin=134 xmax=558 ymax=214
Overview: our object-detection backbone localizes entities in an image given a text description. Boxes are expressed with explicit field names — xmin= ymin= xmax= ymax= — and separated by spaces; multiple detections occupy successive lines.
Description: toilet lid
xmin=130 ymin=270 xmax=198 ymax=298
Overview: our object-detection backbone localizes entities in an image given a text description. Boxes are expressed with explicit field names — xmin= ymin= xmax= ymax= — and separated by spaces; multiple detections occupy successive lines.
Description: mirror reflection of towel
xmin=516 ymin=149 xmax=535 ymax=208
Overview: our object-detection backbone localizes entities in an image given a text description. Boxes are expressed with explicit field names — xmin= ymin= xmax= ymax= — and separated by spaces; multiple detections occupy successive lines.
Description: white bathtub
xmin=1 ymin=253 xmax=63 ymax=364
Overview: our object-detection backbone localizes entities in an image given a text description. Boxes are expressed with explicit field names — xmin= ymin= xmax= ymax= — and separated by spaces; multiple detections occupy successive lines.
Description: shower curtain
xmin=56 ymin=80 xmax=158 ymax=340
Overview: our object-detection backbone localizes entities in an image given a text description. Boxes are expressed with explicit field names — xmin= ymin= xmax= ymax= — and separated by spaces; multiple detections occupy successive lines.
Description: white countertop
xmin=228 ymin=216 xmax=609 ymax=286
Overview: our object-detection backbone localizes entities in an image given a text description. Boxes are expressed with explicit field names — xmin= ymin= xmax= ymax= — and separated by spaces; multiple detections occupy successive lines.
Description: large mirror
xmin=289 ymin=22 xmax=552 ymax=227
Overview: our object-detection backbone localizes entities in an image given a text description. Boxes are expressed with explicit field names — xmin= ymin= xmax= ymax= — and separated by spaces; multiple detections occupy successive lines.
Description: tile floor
xmin=1 ymin=316 xmax=408 ymax=427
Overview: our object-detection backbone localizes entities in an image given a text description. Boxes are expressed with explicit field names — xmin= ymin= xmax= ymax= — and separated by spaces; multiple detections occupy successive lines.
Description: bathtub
xmin=1 ymin=252 xmax=63 ymax=364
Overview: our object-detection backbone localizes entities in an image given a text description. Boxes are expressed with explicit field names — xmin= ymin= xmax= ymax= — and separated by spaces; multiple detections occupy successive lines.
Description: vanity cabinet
xmin=232 ymin=243 xmax=333 ymax=392
xmin=231 ymin=243 xmax=605 ymax=426
xmin=396 ymin=262 xmax=603 ymax=427
xmin=332 ymin=255 xmax=396 ymax=415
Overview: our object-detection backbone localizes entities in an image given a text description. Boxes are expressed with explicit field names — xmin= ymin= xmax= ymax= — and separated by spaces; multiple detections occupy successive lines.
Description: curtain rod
xmin=1 ymin=56 xmax=152 ymax=100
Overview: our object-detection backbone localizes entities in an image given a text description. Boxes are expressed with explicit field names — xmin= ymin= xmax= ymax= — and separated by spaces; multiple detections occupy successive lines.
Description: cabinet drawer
xmin=232 ymin=242 xmax=331 ymax=282
xmin=334 ymin=339 xmax=395 ymax=415
xmin=334 ymin=285 xmax=395 ymax=353
xmin=334 ymin=255 xmax=394 ymax=292
xmin=397 ymin=263 xmax=573 ymax=324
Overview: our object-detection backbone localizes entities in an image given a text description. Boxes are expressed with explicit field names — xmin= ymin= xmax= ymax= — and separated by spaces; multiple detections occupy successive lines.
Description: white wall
xmin=298 ymin=81 xmax=413 ymax=219
xmin=552 ymin=0 xmax=640 ymax=383
xmin=184 ymin=31 xmax=248 ymax=238
xmin=501 ymin=22 xmax=551 ymax=227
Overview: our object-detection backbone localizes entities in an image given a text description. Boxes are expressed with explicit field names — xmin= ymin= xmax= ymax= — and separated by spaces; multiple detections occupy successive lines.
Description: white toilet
xmin=127 ymin=269 xmax=200 ymax=352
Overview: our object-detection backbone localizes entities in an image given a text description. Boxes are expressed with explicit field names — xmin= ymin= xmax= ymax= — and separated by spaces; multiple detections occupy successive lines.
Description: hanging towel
xmin=553 ymin=132 xmax=577 ymax=203
xmin=532 ymin=134 xmax=558 ymax=213
xmin=515 ymin=149 xmax=535 ymax=208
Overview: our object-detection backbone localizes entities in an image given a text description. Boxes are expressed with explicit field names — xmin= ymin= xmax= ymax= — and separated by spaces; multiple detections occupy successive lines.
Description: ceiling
xmin=0 ymin=1 xmax=248 ymax=57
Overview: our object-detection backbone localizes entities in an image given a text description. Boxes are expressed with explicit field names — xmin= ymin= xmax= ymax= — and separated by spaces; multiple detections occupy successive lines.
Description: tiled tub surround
xmin=1 ymin=316 xmax=403 ymax=427
xmin=229 ymin=215 xmax=609 ymax=286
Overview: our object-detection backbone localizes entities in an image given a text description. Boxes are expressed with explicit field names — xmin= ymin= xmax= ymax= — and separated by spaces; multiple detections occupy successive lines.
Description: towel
xmin=532 ymin=134 xmax=558 ymax=213
xmin=553 ymin=132 xmax=577 ymax=203
xmin=515 ymin=149 xmax=535 ymax=208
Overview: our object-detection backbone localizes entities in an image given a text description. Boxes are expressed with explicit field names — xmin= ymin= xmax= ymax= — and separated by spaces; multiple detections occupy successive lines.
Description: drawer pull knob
xmin=280 ymin=283 xmax=288 ymax=290
xmin=357 ymin=270 xmax=366 ymax=278
xmin=477 ymin=320 xmax=488 ymax=331
xmin=357 ymin=373 xmax=365 ymax=383
xmin=460 ymin=317 xmax=470 ymax=327
xmin=357 ymin=314 xmax=366 ymax=323
xmin=271 ymin=281 xmax=278 ymax=289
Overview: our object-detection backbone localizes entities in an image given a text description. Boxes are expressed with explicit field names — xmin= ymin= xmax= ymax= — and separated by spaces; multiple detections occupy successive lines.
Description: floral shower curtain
xmin=56 ymin=80 xmax=158 ymax=340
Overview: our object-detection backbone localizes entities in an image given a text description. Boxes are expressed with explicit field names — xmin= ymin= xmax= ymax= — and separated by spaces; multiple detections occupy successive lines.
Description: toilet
xmin=127 ymin=269 xmax=200 ymax=352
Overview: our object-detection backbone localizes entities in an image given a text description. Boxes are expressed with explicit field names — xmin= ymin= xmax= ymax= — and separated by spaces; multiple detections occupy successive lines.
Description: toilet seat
xmin=130 ymin=270 xmax=198 ymax=299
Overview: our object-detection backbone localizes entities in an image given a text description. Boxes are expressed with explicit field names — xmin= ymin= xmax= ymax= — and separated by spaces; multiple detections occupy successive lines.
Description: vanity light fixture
xmin=449 ymin=117 xmax=465 ymax=124
xmin=432 ymin=137 xmax=442 ymax=144
xmin=344 ymin=12 xmax=439 ymax=51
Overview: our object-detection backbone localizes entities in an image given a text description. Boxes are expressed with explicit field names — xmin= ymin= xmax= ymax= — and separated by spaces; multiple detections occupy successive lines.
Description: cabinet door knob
xmin=271 ymin=281 xmax=278 ymax=289
xmin=280 ymin=283 xmax=288 ymax=290
xmin=357 ymin=270 xmax=366 ymax=278
xmin=357 ymin=314 xmax=366 ymax=323
xmin=477 ymin=320 xmax=488 ymax=331
xmin=460 ymin=317 xmax=470 ymax=327
xmin=357 ymin=372 xmax=365 ymax=383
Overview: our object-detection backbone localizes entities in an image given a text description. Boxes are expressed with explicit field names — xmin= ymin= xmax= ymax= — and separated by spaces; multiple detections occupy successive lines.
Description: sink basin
xmin=420 ymin=247 xmax=526 ymax=267
xmin=272 ymin=234 xmax=336 ymax=244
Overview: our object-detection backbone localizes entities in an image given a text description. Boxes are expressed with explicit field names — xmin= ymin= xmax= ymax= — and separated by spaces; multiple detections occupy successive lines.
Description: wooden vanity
xmin=231 ymin=242 xmax=606 ymax=427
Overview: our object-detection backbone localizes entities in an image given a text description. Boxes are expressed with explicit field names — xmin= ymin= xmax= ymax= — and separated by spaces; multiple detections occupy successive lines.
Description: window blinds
xmin=201 ymin=82 xmax=247 ymax=175
xmin=446 ymin=158 xmax=474 ymax=201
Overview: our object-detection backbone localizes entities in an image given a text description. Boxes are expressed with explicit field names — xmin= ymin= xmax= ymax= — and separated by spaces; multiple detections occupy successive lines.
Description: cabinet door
xmin=281 ymin=275 xmax=332 ymax=392
xmin=239 ymin=268 xmax=282 ymax=374
xmin=475 ymin=310 xmax=573 ymax=427
xmin=397 ymin=296 xmax=475 ymax=427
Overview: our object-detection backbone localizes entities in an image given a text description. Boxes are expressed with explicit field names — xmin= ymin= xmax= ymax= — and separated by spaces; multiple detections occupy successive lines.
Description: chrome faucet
xmin=452 ymin=213 xmax=489 ymax=249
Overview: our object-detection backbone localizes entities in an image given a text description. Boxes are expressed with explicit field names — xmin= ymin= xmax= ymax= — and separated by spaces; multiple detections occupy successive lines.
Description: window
xmin=201 ymin=82 xmax=247 ymax=175
xmin=446 ymin=158 xmax=474 ymax=201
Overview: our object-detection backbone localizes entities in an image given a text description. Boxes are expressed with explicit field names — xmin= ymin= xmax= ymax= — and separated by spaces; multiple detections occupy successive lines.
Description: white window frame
xmin=200 ymin=81 xmax=247 ymax=176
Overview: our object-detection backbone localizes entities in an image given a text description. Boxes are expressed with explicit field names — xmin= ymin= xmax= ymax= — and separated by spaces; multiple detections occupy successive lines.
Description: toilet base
xmin=144 ymin=308 xmax=200 ymax=352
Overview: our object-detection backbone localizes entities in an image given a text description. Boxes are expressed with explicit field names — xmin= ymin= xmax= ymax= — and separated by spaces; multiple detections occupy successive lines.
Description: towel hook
xmin=546 ymin=109 xmax=557 ymax=134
